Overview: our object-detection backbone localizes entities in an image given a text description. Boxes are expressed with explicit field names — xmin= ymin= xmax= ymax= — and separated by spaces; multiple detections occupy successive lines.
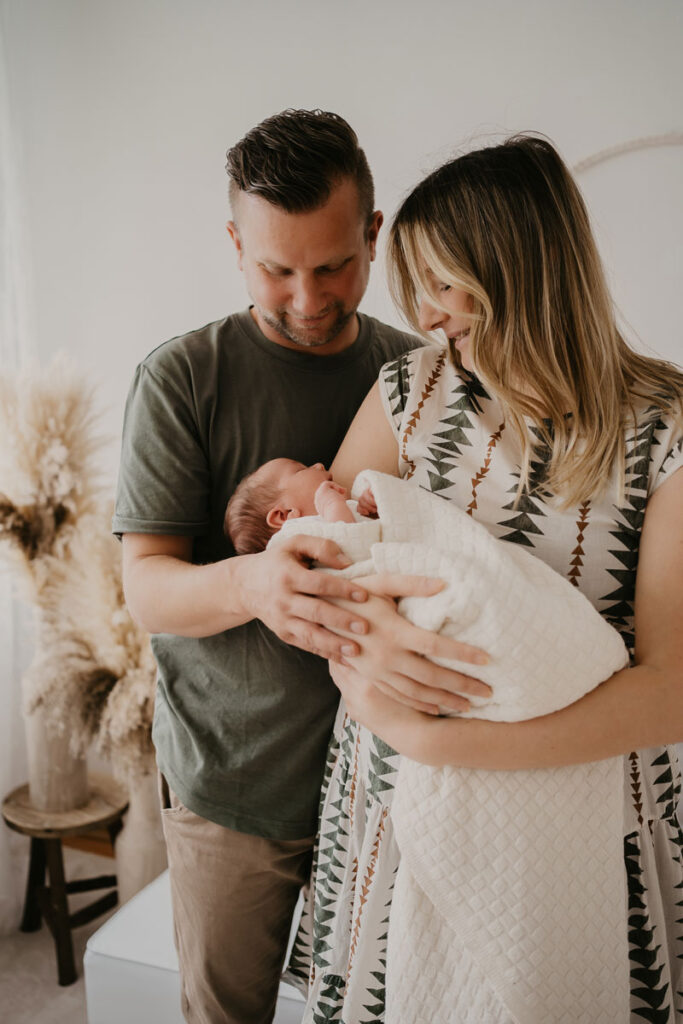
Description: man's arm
xmin=122 ymin=531 xmax=371 ymax=660
xmin=117 ymin=359 xmax=380 ymax=660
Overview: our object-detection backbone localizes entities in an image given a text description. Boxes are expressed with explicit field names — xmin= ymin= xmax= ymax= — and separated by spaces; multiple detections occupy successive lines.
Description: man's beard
xmin=257 ymin=301 xmax=356 ymax=348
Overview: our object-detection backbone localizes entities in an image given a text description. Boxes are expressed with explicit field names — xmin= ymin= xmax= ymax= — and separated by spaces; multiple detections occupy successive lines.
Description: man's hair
xmin=225 ymin=465 xmax=281 ymax=555
xmin=226 ymin=108 xmax=375 ymax=226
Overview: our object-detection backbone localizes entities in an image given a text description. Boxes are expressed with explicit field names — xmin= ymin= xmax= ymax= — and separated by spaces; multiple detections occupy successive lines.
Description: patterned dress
xmin=285 ymin=345 xmax=683 ymax=1023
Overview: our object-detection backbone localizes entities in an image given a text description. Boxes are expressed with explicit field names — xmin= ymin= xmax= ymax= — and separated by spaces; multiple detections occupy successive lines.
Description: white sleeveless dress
xmin=285 ymin=344 xmax=683 ymax=1023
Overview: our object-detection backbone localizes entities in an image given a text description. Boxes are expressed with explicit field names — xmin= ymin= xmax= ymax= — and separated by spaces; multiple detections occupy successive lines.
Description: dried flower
xmin=0 ymin=358 xmax=156 ymax=785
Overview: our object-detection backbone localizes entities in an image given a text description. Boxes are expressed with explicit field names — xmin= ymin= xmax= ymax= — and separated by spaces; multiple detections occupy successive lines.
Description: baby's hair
xmin=225 ymin=466 xmax=281 ymax=554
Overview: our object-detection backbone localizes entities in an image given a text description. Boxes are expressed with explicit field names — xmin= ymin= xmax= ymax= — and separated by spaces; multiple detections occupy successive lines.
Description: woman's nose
xmin=418 ymin=297 xmax=445 ymax=332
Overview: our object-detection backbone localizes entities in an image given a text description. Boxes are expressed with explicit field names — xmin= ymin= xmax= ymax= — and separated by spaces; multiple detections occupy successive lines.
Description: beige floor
xmin=0 ymin=848 xmax=117 ymax=1024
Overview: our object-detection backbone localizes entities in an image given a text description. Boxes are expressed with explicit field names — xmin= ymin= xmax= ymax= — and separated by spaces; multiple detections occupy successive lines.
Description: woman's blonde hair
xmin=388 ymin=134 xmax=683 ymax=506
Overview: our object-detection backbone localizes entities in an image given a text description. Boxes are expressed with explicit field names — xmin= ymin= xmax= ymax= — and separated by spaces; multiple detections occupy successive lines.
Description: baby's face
xmin=267 ymin=459 xmax=333 ymax=516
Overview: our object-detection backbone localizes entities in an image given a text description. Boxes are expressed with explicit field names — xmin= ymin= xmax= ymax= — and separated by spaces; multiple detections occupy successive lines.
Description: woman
xmin=286 ymin=134 xmax=683 ymax=1021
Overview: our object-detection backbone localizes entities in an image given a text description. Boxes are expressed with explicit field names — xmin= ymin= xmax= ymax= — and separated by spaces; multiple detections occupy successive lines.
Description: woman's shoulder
xmin=379 ymin=341 xmax=441 ymax=381
xmin=378 ymin=342 xmax=475 ymax=402
xmin=378 ymin=344 xmax=493 ymax=436
xmin=379 ymin=344 xmax=448 ymax=427
xmin=378 ymin=343 xmax=439 ymax=425
xmin=626 ymin=393 xmax=683 ymax=495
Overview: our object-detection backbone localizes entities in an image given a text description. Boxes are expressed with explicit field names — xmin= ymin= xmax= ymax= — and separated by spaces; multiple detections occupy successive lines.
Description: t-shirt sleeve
xmin=112 ymin=362 xmax=211 ymax=536
xmin=649 ymin=412 xmax=683 ymax=495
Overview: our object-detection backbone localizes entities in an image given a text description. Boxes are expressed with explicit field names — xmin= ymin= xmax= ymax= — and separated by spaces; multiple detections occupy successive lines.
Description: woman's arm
xmin=333 ymin=467 xmax=683 ymax=767
xmin=331 ymin=379 xmax=402 ymax=487
xmin=326 ymin=379 xmax=493 ymax=713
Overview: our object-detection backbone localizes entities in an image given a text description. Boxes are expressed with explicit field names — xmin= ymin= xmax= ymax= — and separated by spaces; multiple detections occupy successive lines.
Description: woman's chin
xmin=458 ymin=350 xmax=474 ymax=373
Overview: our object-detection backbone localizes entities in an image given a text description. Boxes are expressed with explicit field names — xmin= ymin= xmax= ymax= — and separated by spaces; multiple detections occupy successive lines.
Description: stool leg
xmin=20 ymin=836 xmax=46 ymax=932
xmin=107 ymin=817 xmax=123 ymax=850
xmin=44 ymin=838 xmax=77 ymax=986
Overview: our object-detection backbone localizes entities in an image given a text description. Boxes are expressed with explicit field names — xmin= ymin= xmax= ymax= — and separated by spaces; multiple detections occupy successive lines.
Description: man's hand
xmin=233 ymin=534 xmax=370 ymax=661
xmin=326 ymin=574 xmax=492 ymax=712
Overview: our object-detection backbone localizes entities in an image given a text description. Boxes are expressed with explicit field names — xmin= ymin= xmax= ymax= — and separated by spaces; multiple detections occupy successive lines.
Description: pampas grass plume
xmin=0 ymin=356 xmax=156 ymax=784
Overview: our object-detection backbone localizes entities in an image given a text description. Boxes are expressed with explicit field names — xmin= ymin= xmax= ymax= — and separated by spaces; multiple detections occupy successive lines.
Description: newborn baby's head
xmin=225 ymin=458 xmax=333 ymax=554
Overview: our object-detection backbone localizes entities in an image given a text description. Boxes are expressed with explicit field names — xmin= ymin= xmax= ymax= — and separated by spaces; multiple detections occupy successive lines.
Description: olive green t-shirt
xmin=113 ymin=309 xmax=418 ymax=838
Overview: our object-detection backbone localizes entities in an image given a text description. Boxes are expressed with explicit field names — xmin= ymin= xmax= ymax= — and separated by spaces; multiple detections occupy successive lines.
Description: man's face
xmin=227 ymin=178 xmax=382 ymax=354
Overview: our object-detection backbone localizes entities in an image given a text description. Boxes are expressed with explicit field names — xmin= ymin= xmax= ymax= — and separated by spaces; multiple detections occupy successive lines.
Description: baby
xmin=225 ymin=458 xmax=376 ymax=554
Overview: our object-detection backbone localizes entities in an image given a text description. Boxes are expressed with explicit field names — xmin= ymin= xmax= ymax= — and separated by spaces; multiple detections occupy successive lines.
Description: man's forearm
xmin=122 ymin=534 xmax=375 ymax=660
xmin=124 ymin=553 xmax=252 ymax=637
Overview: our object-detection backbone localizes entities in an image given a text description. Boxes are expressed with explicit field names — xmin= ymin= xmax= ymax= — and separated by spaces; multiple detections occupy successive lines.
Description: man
xmin=113 ymin=109 xmax=423 ymax=1024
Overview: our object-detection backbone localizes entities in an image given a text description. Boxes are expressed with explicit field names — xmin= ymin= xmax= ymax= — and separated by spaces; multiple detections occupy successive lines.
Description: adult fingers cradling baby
xmin=325 ymin=573 xmax=492 ymax=715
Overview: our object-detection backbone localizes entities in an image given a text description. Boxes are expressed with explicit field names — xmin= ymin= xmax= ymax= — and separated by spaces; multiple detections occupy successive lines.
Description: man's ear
xmin=226 ymin=221 xmax=243 ymax=271
xmin=367 ymin=210 xmax=383 ymax=262
xmin=266 ymin=505 xmax=302 ymax=528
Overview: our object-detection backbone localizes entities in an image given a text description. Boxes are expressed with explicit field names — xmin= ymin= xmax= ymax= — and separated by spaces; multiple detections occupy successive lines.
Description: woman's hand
xmin=327 ymin=574 xmax=492 ymax=713
xmin=330 ymin=660 xmax=436 ymax=758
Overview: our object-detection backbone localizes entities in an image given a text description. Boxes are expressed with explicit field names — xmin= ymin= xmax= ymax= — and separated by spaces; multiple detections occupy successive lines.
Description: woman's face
xmin=418 ymin=275 xmax=474 ymax=371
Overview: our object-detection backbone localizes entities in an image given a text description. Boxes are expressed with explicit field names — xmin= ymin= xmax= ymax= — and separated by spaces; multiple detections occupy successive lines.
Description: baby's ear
xmin=266 ymin=506 xmax=287 ymax=529
xmin=266 ymin=505 xmax=301 ymax=528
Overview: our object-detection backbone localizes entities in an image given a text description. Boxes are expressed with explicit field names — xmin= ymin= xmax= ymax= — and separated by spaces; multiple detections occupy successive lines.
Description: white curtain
xmin=0 ymin=19 xmax=35 ymax=935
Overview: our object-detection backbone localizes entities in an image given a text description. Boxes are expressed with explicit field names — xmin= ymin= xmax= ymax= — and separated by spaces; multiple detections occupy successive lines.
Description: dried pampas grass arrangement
xmin=0 ymin=358 xmax=102 ymax=577
xmin=0 ymin=357 xmax=156 ymax=786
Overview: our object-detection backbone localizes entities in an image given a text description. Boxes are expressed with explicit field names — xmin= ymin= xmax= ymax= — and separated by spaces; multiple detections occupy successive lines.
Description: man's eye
xmin=318 ymin=259 xmax=350 ymax=275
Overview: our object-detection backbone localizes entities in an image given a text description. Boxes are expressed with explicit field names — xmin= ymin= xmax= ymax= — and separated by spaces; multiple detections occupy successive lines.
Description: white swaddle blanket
xmin=274 ymin=470 xmax=631 ymax=1022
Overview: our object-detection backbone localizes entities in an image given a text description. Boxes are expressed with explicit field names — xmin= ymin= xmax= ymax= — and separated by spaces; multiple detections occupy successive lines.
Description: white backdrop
xmin=0 ymin=0 xmax=681 ymax=929
xmin=2 ymin=0 xmax=681 ymax=480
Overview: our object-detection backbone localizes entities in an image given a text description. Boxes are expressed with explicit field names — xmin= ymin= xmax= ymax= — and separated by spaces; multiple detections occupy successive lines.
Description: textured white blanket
xmin=276 ymin=471 xmax=631 ymax=1022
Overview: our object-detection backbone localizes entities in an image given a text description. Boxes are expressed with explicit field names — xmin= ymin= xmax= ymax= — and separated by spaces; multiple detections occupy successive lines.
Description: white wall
xmin=2 ymin=0 xmax=682 ymax=483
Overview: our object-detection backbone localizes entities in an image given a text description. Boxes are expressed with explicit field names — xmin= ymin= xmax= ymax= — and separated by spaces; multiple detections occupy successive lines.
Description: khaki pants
xmin=159 ymin=774 xmax=314 ymax=1024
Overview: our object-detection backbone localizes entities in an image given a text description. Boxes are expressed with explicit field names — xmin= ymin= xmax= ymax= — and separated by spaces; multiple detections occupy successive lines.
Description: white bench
xmin=84 ymin=870 xmax=305 ymax=1024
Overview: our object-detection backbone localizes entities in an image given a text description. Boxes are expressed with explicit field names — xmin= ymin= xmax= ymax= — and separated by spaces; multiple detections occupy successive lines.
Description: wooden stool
xmin=2 ymin=772 xmax=129 ymax=986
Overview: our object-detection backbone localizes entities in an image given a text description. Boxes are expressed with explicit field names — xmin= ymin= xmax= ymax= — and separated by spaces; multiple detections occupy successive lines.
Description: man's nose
xmin=418 ymin=297 xmax=445 ymax=333
xmin=291 ymin=276 xmax=325 ymax=316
